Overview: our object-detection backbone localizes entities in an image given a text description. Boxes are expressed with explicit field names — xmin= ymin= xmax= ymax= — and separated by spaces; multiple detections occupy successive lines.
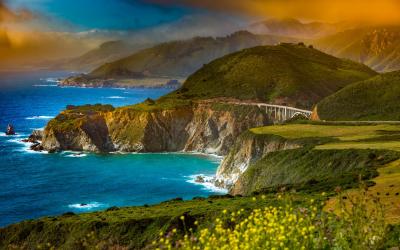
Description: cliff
xmin=216 ymin=124 xmax=400 ymax=195
xmin=215 ymin=132 xmax=302 ymax=188
xmin=39 ymin=102 xmax=270 ymax=155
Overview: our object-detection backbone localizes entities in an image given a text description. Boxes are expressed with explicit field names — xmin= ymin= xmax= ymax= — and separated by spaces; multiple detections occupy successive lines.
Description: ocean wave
xmin=0 ymin=132 xmax=27 ymax=138
xmin=68 ymin=202 xmax=105 ymax=210
xmin=186 ymin=174 xmax=228 ymax=193
xmin=45 ymin=78 xmax=60 ymax=83
xmin=25 ymin=115 xmax=54 ymax=120
xmin=33 ymin=84 xmax=58 ymax=87
xmin=8 ymin=139 xmax=48 ymax=154
xmin=105 ymin=96 xmax=126 ymax=99
xmin=64 ymin=153 xmax=87 ymax=158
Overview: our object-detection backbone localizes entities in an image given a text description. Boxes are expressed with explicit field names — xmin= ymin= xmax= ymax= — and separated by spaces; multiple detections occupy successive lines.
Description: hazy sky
xmin=1 ymin=0 xmax=400 ymax=70
xmin=8 ymin=0 xmax=192 ymax=31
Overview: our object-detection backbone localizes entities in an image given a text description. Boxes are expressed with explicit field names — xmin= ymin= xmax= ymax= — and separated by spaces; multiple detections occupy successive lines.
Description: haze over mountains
xmin=57 ymin=18 xmax=400 ymax=87
xmin=315 ymin=26 xmax=400 ymax=72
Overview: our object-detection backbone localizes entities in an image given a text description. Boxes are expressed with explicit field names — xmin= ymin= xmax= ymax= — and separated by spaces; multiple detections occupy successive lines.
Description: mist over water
xmin=0 ymin=72 xmax=223 ymax=227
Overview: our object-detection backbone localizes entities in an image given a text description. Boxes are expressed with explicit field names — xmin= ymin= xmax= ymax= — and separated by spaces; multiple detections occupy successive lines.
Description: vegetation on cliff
xmin=315 ymin=71 xmax=400 ymax=121
xmin=232 ymin=123 xmax=400 ymax=195
xmin=163 ymin=43 xmax=377 ymax=109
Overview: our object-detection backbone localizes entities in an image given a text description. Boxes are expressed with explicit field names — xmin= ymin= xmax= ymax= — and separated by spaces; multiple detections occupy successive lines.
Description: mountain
xmin=90 ymin=31 xmax=296 ymax=78
xmin=248 ymin=18 xmax=347 ymax=39
xmin=313 ymin=71 xmax=400 ymax=121
xmin=60 ymin=31 xmax=298 ymax=87
xmin=163 ymin=43 xmax=377 ymax=109
xmin=314 ymin=26 xmax=400 ymax=72
xmin=38 ymin=44 xmax=377 ymax=155
xmin=55 ymin=40 xmax=148 ymax=72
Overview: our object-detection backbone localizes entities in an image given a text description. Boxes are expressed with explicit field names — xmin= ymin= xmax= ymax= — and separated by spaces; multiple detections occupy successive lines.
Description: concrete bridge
xmin=227 ymin=101 xmax=313 ymax=123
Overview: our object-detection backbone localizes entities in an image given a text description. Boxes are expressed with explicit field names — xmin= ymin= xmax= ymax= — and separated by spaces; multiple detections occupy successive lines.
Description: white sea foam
xmin=68 ymin=202 xmax=105 ymax=210
xmin=186 ymin=174 xmax=228 ymax=193
xmin=45 ymin=78 xmax=60 ymax=83
xmin=33 ymin=84 xmax=58 ymax=87
xmin=9 ymin=138 xmax=48 ymax=154
xmin=65 ymin=153 xmax=87 ymax=158
xmin=0 ymin=132 xmax=26 ymax=138
xmin=105 ymin=96 xmax=126 ymax=99
xmin=25 ymin=115 xmax=54 ymax=120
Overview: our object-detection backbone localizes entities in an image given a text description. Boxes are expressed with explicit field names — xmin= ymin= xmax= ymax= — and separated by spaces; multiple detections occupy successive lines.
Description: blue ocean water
xmin=0 ymin=72 xmax=224 ymax=227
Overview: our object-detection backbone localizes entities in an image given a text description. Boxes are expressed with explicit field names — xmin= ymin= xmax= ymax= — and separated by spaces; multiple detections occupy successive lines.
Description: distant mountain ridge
xmin=54 ymin=40 xmax=149 ymax=72
xmin=315 ymin=26 xmax=400 ymax=72
xmin=60 ymin=31 xmax=298 ymax=87
xmin=248 ymin=18 xmax=349 ymax=39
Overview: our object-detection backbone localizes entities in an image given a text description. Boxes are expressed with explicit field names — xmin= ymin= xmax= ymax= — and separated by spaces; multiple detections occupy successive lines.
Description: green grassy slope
xmin=89 ymin=31 xmax=296 ymax=79
xmin=315 ymin=26 xmax=400 ymax=72
xmin=162 ymin=43 xmax=376 ymax=109
xmin=0 ymin=195 xmax=292 ymax=249
xmin=315 ymin=71 xmax=400 ymax=121
xmin=234 ymin=123 xmax=400 ymax=195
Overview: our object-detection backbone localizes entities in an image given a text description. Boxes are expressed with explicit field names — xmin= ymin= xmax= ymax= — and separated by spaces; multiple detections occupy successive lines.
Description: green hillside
xmin=315 ymin=71 xmax=400 ymax=121
xmin=162 ymin=43 xmax=377 ymax=109
xmin=315 ymin=26 xmax=400 ymax=72
xmin=88 ymin=31 xmax=296 ymax=79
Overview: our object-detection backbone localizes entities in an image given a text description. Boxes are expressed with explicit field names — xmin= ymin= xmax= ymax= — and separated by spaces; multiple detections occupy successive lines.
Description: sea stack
xmin=5 ymin=124 xmax=15 ymax=135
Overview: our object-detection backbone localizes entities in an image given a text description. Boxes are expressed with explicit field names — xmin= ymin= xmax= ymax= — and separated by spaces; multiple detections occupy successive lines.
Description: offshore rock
xmin=5 ymin=124 xmax=15 ymax=135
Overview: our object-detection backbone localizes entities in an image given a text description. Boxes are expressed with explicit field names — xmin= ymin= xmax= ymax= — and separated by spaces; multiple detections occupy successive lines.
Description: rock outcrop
xmin=5 ymin=124 xmax=15 ymax=135
xmin=38 ymin=102 xmax=270 ymax=155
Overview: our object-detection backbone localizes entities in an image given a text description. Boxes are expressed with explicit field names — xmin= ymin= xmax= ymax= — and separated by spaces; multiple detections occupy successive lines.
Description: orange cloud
xmin=150 ymin=0 xmax=400 ymax=24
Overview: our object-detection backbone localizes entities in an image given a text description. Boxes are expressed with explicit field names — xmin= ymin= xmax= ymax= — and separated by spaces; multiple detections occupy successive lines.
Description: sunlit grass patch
xmin=250 ymin=124 xmax=400 ymax=151
xmin=326 ymin=160 xmax=400 ymax=224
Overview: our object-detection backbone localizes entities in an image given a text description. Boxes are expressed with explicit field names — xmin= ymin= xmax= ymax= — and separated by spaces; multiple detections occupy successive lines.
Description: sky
xmin=1 ymin=0 xmax=400 ymax=71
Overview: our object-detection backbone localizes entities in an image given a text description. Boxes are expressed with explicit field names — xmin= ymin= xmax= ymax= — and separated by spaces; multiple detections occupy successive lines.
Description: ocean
xmin=0 ymin=71 xmax=224 ymax=227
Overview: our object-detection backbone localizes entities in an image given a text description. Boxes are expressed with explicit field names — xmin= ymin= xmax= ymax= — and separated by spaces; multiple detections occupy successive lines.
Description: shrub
xmin=155 ymin=190 xmax=388 ymax=249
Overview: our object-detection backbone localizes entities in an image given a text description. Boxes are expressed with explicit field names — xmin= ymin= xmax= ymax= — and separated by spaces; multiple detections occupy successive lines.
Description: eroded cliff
xmin=39 ymin=102 xmax=270 ymax=155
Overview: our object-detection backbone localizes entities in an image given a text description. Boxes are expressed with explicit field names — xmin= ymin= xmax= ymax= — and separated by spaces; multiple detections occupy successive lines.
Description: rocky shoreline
xmin=24 ymin=101 xmax=278 ymax=194
xmin=60 ymin=74 xmax=184 ymax=89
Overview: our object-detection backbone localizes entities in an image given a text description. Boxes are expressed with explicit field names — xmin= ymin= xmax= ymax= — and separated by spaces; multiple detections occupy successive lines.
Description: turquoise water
xmin=0 ymin=72 xmax=223 ymax=227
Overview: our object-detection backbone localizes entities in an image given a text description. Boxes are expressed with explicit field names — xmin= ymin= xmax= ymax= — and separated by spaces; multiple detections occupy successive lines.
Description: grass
xmin=325 ymin=159 xmax=400 ymax=224
xmin=250 ymin=123 xmax=400 ymax=151
xmin=0 ymin=195 xmax=299 ymax=249
xmin=164 ymin=43 xmax=376 ymax=109
xmin=236 ymin=148 xmax=399 ymax=195
xmin=316 ymin=71 xmax=400 ymax=121
xmin=157 ymin=193 xmax=392 ymax=250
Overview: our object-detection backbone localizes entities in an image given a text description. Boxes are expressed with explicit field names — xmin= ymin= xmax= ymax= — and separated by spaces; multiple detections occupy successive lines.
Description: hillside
xmin=89 ymin=31 xmax=296 ymax=79
xmin=56 ymin=40 xmax=147 ymax=72
xmin=3 ymin=122 xmax=400 ymax=249
xmin=314 ymin=71 xmax=400 ymax=121
xmin=315 ymin=26 xmax=400 ymax=72
xmin=163 ymin=43 xmax=377 ymax=109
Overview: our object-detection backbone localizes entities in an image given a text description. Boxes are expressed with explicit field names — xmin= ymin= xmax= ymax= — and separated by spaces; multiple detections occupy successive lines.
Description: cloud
xmin=0 ymin=0 xmax=35 ymax=24
xmin=146 ymin=0 xmax=400 ymax=25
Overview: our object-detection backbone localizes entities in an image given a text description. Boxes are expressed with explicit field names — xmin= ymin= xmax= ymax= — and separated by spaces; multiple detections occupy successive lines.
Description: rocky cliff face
xmin=39 ymin=103 xmax=270 ymax=155
xmin=215 ymin=132 xmax=302 ymax=189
